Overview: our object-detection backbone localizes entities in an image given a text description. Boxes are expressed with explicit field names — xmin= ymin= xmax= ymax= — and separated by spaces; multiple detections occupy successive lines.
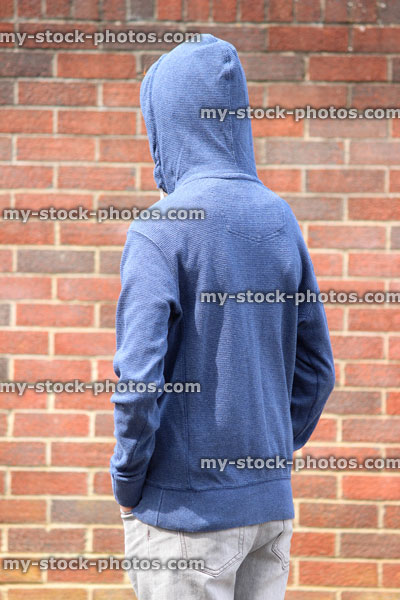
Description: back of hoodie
xmin=110 ymin=34 xmax=336 ymax=532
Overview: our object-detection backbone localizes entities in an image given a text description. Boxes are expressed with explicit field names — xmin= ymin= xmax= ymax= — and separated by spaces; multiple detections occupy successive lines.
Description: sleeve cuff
xmin=111 ymin=472 xmax=147 ymax=507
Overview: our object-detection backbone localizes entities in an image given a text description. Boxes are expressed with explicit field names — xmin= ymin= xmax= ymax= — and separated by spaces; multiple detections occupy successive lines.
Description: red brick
xmin=326 ymin=0 xmax=377 ymax=22
xmin=14 ymin=359 xmax=91 ymax=381
xmin=99 ymin=138 xmax=152 ymax=162
xmin=18 ymin=0 xmax=41 ymax=17
xmin=295 ymin=0 xmax=321 ymax=21
xmin=0 ymin=0 xmax=13 ymax=17
xmin=100 ymin=251 xmax=121 ymax=274
xmin=343 ymin=475 xmax=400 ymax=500
xmin=387 ymin=392 xmax=400 ymax=415
xmin=394 ymin=119 xmax=400 ymax=137
xmin=58 ymin=166 xmax=135 ymax=191
xmin=343 ymin=418 xmax=400 ymax=443
xmin=9 ymin=590 xmax=87 ymax=599
xmin=287 ymin=197 xmax=343 ymax=220
xmin=0 ymin=499 xmax=46 ymax=523
xmin=352 ymin=84 xmax=400 ymax=109
xmin=212 ymin=0 xmax=236 ymax=21
xmin=97 ymin=359 xmax=116 ymax=380
xmin=349 ymin=309 xmax=400 ymax=332
xmin=300 ymin=502 xmax=377 ymax=528
xmin=269 ymin=26 xmax=347 ymax=51
xmin=14 ymin=192 xmax=93 ymax=210
xmin=385 ymin=505 xmax=400 ymax=527
xmin=309 ymin=118 xmax=386 ymax=138
xmin=0 ymin=441 xmax=45 ymax=465
xmin=353 ymin=26 xmax=400 ymax=52
xmin=286 ymin=593 xmax=335 ymax=600
xmin=251 ymin=116 xmax=303 ymax=138
xmin=103 ymin=0 xmax=126 ymax=20
xmin=268 ymin=0 xmax=292 ymax=21
xmin=346 ymin=364 xmax=400 ymax=387
xmin=51 ymin=442 xmax=114 ymax=467
xmin=57 ymin=277 xmax=119 ymax=301
xmin=350 ymin=141 xmax=400 ymax=165
xmin=44 ymin=0 xmax=71 ymax=17
xmin=93 ymin=471 xmax=113 ymax=494
xmin=325 ymin=307 xmax=344 ymax=331
xmin=349 ymin=254 xmax=400 ymax=277
xmin=102 ymin=82 xmax=141 ymax=106
xmin=93 ymin=527 xmax=124 ymax=552
xmin=0 ymin=252 xmax=12 ymax=272
xmin=200 ymin=26 xmax=266 ymax=52
xmin=309 ymin=56 xmax=387 ymax=81
xmin=55 ymin=332 xmax=115 ymax=356
xmin=241 ymin=54 xmax=304 ymax=81
xmin=0 ymin=166 xmax=53 ymax=189
xmin=11 ymin=471 xmax=87 ymax=495
xmin=240 ymin=0 xmax=264 ymax=21
xmin=0 ymin=81 xmax=13 ymax=104
xmin=393 ymin=59 xmax=400 ymax=83
xmin=389 ymin=336 xmax=400 ymax=359
xmin=310 ymin=252 xmax=343 ymax=276
xmin=13 ymin=413 xmax=89 ymax=437
xmin=261 ymin=140 xmax=343 ymax=164
xmin=0 ymin=53 xmax=52 ymax=77
xmin=0 ymin=277 xmax=51 ymax=299
xmin=307 ymin=169 xmax=385 ymax=193
xmin=100 ymin=303 xmax=117 ymax=326
xmin=309 ymin=417 xmax=337 ymax=442
xmin=55 ymin=390 xmax=111 ymax=411
xmin=0 ymin=330 xmax=48 ymax=354
xmin=331 ymin=335 xmax=383 ymax=359
xmin=380 ymin=0 xmax=400 ymax=23
xmin=17 ymin=137 xmax=95 ymax=161
xmin=60 ymin=222 xmax=128 ymax=246
xmin=291 ymin=474 xmax=337 ymax=498
xmin=390 ymin=170 xmax=400 ymax=192
xmin=57 ymin=53 xmax=135 ymax=79
xmin=0 ymin=136 xmax=11 ymax=159
xmin=8 ymin=528 xmax=86 ymax=552
xmin=268 ymin=82 xmax=347 ymax=109
xmin=308 ymin=225 xmax=385 ymax=249
xmin=257 ymin=169 xmax=301 ymax=192
xmin=291 ymin=532 xmax=334 ymax=556
xmin=383 ymin=563 xmax=400 ymax=588
xmin=0 ymin=221 xmax=53 ymax=244
xmin=157 ymin=0 xmax=182 ymax=19
xmin=0 ymin=109 xmax=52 ymax=133
xmin=17 ymin=304 xmax=94 ymax=327
xmin=58 ymin=110 xmax=135 ymax=135
xmin=95 ymin=413 xmax=113 ymax=436
xmin=349 ymin=197 xmax=400 ymax=220
xmin=74 ymin=0 xmax=99 ymax=19
xmin=18 ymin=249 xmax=95 ymax=274
xmin=51 ymin=499 xmax=120 ymax=524
xmin=300 ymin=561 xmax=377 ymax=587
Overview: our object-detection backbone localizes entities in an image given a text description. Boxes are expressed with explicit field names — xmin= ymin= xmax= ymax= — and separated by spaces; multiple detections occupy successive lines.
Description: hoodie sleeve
xmin=290 ymin=217 xmax=336 ymax=452
xmin=109 ymin=228 xmax=180 ymax=507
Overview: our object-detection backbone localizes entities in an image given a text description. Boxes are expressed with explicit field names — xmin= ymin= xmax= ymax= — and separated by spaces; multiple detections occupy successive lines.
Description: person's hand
xmin=119 ymin=505 xmax=133 ymax=513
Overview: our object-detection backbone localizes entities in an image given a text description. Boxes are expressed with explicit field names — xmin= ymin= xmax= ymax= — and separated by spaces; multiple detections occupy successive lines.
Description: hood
xmin=140 ymin=33 xmax=258 ymax=195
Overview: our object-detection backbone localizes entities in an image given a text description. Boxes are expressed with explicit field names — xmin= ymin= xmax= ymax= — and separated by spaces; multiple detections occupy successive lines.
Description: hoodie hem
xmin=131 ymin=477 xmax=295 ymax=532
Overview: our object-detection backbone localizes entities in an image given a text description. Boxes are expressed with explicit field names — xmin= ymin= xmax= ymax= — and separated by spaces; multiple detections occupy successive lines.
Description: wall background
xmin=0 ymin=0 xmax=399 ymax=598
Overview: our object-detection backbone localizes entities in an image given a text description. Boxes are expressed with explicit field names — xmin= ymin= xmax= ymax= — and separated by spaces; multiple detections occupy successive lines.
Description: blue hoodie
xmin=110 ymin=34 xmax=336 ymax=532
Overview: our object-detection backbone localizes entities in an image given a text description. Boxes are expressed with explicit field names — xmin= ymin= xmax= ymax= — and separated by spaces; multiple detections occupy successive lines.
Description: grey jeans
xmin=121 ymin=511 xmax=293 ymax=599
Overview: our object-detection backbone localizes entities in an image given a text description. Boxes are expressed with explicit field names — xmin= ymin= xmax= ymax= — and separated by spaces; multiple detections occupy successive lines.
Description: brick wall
xmin=0 ymin=1 xmax=399 ymax=598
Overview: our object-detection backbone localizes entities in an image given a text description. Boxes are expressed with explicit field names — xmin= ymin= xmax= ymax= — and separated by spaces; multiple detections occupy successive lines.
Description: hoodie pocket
xmin=179 ymin=526 xmax=245 ymax=577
